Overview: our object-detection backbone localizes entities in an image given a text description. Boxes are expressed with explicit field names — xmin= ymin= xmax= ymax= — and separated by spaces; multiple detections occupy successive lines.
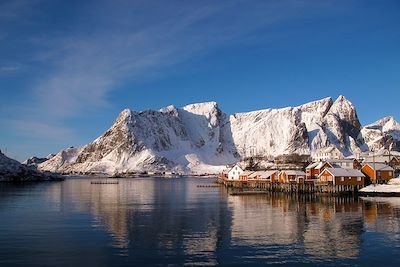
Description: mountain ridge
xmin=37 ymin=96 xmax=399 ymax=174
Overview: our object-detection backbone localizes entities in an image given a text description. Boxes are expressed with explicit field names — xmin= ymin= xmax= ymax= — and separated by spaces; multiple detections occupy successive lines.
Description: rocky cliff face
xmin=38 ymin=96 xmax=397 ymax=174
xmin=360 ymin=116 xmax=400 ymax=151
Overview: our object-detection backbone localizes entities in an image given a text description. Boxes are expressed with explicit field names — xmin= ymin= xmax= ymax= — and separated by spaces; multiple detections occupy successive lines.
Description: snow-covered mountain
xmin=38 ymin=95 xmax=396 ymax=174
xmin=360 ymin=116 xmax=400 ymax=151
xmin=23 ymin=154 xmax=55 ymax=167
xmin=0 ymin=150 xmax=61 ymax=182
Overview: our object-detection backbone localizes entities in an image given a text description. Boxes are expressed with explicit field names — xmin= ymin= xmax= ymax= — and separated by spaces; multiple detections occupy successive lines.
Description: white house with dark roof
xmin=227 ymin=164 xmax=244 ymax=180
xmin=326 ymin=159 xmax=362 ymax=169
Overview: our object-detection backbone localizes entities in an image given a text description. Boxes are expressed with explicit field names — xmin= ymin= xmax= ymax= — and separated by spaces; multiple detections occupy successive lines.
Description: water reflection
xmin=2 ymin=178 xmax=400 ymax=266
xmin=228 ymin=194 xmax=364 ymax=263
xmin=361 ymin=197 xmax=400 ymax=244
xmin=56 ymin=179 xmax=400 ymax=265
xmin=50 ymin=178 xmax=228 ymax=265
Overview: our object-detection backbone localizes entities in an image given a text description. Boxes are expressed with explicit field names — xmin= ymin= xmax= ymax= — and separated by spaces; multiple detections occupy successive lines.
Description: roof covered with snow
xmin=315 ymin=161 xmax=333 ymax=170
xmin=248 ymin=170 xmax=277 ymax=179
xmin=306 ymin=162 xmax=319 ymax=169
xmin=363 ymin=163 xmax=394 ymax=171
xmin=240 ymin=171 xmax=254 ymax=176
xmin=281 ymin=170 xmax=306 ymax=176
xmin=323 ymin=168 xmax=365 ymax=177
xmin=326 ymin=159 xmax=356 ymax=164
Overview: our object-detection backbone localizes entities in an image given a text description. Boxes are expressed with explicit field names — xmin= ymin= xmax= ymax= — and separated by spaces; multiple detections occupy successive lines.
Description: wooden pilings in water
xmin=218 ymin=178 xmax=362 ymax=196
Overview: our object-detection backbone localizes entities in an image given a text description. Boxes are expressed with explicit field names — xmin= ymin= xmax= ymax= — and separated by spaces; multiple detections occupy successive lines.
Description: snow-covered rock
xmin=360 ymin=116 xmax=400 ymax=152
xmin=23 ymin=154 xmax=54 ymax=167
xmin=231 ymin=95 xmax=365 ymax=158
xmin=0 ymin=151 xmax=24 ymax=173
xmin=0 ymin=150 xmax=62 ymax=182
xmin=38 ymin=95 xmax=396 ymax=175
xmin=39 ymin=147 xmax=83 ymax=173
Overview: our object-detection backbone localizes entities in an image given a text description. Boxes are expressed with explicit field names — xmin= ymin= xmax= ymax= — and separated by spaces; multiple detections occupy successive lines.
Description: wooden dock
xmin=196 ymin=184 xmax=221 ymax=188
xmin=218 ymin=178 xmax=363 ymax=196
xmin=90 ymin=181 xmax=119 ymax=184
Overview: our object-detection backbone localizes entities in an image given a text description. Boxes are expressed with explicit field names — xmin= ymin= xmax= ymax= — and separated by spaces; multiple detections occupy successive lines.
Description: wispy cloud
xmin=4 ymin=0 xmax=344 ymax=143
xmin=0 ymin=66 xmax=19 ymax=72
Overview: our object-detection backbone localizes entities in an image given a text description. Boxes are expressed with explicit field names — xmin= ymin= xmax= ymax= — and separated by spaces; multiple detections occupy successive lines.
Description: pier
xmin=196 ymin=184 xmax=221 ymax=188
xmin=90 ymin=180 xmax=119 ymax=184
xmin=218 ymin=177 xmax=363 ymax=196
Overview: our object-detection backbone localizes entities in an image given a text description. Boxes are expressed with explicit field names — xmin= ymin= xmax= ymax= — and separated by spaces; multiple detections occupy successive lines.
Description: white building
xmin=326 ymin=159 xmax=358 ymax=169
xmin=227 ymin=164 xmax=244 ymax=180
xmin=313 ymin=146 xmax=343 ymax=162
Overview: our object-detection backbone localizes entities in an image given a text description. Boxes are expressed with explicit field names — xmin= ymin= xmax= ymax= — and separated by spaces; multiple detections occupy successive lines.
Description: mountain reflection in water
xmin=1 ymin=177 xmax=400 ymax=266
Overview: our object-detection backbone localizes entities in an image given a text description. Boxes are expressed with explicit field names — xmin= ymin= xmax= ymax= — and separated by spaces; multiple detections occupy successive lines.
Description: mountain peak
xmin=334 ymin=95 xmax=353 ymax=105
xmin=336 ymin=94 xmax=346 ymax=101
xmin=120 ymin=108 xmax=134 ymax=117
xmin=367 ymin=116 xmax=398 ymax=128
xmin=159 ymin=105 xmax=178 ymax=115
xmin=113 ymin=108 xmax=135 ymax=126
xmin=183 ymin=101 xmax=218 ymax=110
xmin=379 ymin=116 xmax=396 ymax=124
xmin=330 ymin=95 xmax=356 ymax=111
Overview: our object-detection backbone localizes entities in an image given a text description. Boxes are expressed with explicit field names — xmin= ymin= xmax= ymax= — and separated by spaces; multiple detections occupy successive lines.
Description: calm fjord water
xmin=0 ymin=177 xmax=400 ymax=266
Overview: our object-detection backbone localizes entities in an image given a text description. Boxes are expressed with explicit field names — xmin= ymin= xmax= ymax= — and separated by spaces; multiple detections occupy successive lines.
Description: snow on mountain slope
xmin=23 ymin=154 xmax=54 ymax=167
xmin=322 ymin=95 xmax=365 ymax=155
xmin=0 ymin=150 xmax=24 ymax=173
xmin=230 ymin=104 xmax=310 ymax=157
xmin=38 ymin=96 xmax=380 ymax=174
xmin=1 ymin=150 xmax=61 ymax=181
xmin=230 ymin=96 xmax=364 ymax=157
xmin=40 ymin=102 xmax=238 ymax=174
xmin=39 ymin=147 xmax=83 ymax=172
xmin=360 ymin=116 xmax=400 ymax=151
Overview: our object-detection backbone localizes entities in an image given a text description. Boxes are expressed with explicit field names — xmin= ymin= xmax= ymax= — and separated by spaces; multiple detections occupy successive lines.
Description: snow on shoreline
xmin=360 ymin=178 xmax=400 ymax=193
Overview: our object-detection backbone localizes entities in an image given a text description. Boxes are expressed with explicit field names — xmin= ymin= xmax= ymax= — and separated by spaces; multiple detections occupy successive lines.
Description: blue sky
xmin=0 ymin=0 xmax=399 ymax=161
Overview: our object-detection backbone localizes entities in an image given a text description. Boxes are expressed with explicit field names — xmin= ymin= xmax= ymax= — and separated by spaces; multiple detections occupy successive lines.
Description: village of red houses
xmin=218 ymin=146 xmax=400 ymax=195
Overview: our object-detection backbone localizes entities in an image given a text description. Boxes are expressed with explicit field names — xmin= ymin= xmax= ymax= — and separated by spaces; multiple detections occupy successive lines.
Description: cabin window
xmin=232 ymin=171 xmax=235 ymax=175
xmin=357 ymin=177 xmax=361 ymax=181
xmin=341 ymin=177 xmax=344 ymax=182
xmin=349 ymin=177 xmax=352 ymax=180
xmin=377 ymin=171 xmax=381 ymax=177
xmin=389 ymin=172 xmax=392 ymax=177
